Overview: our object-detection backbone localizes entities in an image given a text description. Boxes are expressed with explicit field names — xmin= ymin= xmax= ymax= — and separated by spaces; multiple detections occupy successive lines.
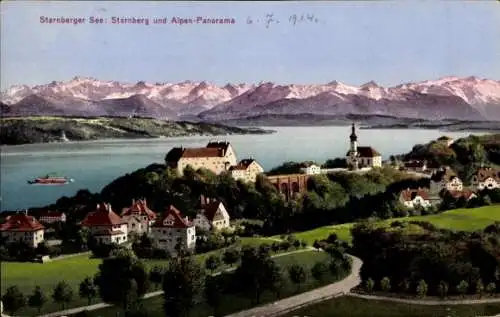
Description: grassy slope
xmin=83 ymin=250 xmax=334 ymax=317
xmin=281 ymin=296 xmax=500 ymax=317
xmin=0 ymin=237 xmax=273 ymax=315
xmin=283 ymin=205 xmax=500 ymax=244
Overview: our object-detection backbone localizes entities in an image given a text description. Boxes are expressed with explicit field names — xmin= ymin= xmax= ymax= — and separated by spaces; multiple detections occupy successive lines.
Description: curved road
xmin=223 ymin=255 xmax=363 ymax=317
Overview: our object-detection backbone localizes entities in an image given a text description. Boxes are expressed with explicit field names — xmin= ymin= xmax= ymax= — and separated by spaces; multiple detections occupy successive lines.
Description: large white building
xmin=165 ymin=141 xmax=238 ymax=176
xmin=121 ymin=199 xmax=157 ymax=236
xmin=193 ymin=196 xmax=231 ymax=231
xmin=471 ymin=168 xmax=500 ymax=191
xmin=150 ymin=205 xmax=196 ymax=254
xmin=0 ymin=213 xmax=45 ymax=248
xmin=345 ymin=123 xmax=382 ymax=170
xmin=80 ymin=203 xmax=128 ymax=245
xmin=229 ymin=159 xmax=265 ymax=183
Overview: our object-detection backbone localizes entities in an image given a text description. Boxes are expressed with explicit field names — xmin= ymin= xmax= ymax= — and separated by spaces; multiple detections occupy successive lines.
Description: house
xmin=0 ymin=213 xmax=45 ymax=248
xmin=194 ymin=196 xmax=230 ymax=231
xmin=448 ymin=189 xmax=477 ymax=201
xmin=38 ymin=210 xmax=66 ymax=224
xmin=399 ymin=188 xmax=431 ymax=209
xmin=430 ymin=167 xmax=463 ymax=194
xmin=150 ymin=205 xmax=196 ymax=254
xmin=165 ymin=141 xmax=238 ymax=176
xmin=403 ymin=160 xmax=427 ymax=172
xmin=121 ymin=199 xmax=157 ymax=236
xmin=471 ymin=168 xmax=500 ymax=191
xmin=299 ymin=163 xmax=321 ymax=175
xmin=345 ymin=123 xmax=382 ymax=170
xmin=80 ymin=203 xmax=128 ymax=245
xmin=229 ymin=158 xmax=264 ymax=182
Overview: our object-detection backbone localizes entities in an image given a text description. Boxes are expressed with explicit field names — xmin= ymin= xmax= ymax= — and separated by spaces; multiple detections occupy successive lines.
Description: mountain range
xmin=1 ymin=76 xmax=500 ymax=122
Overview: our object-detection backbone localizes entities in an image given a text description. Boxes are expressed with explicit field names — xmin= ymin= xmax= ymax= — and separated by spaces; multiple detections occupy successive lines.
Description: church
xmin=345 ymin=123 xmax=382 ymax=170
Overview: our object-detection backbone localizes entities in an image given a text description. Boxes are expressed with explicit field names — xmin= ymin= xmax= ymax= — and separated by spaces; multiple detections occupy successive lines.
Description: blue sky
xmin=1 ymin=1 xmax=499 ymax=90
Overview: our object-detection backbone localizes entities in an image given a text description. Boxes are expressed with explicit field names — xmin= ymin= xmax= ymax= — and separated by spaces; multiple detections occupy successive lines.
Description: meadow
xmin=82 ymin=250 xmax=338 ymax=317
xmin=284 ymin=204 xmax=500 ymax=244
xmin=0 ymin=237 xmax=277 ymax=315
xmin=281 ymin=295 xmax=500 ymax=317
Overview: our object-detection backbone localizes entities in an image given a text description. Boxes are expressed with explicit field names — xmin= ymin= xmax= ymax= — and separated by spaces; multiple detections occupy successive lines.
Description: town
xmin=1 ymin=124 xmax=500 ymax=317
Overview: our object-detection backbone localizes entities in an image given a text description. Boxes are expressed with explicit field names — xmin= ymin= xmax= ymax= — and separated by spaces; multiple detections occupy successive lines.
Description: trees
xmin=163 ymin=256 xmax=206 ymax=317
xmin=416 ymin=280 xmax=428 ymax=297
xmin=380 ymin=277 xmax=391 ymax=292
xmin=476 ymin=279 xmax=485 ymax=297
xmin=235 ymin=246 xmax=281 ymax=304
xmin=486 ymin=282 xmax=497 ymax=296
xmin=288 ymin=264 xmax=307 ymax=292
xmin=456 ymin=280 xmax=469 ymax=297
xmin=79 ymin=277 xmax=98 ymax=305
xmin=52 ymin=281 xmax=74 ymax=310
xmin=95 ymin=249 xmax=150 ymax=313
xmin=364 ymin=278 xmax=375 ymax=293
xmin=2 ymin=285 xmax=26 ymax=315
xmin=205 ymin=254 xmax=222 ymax=273
xmin=222 ymin=248 xmax=240 ymax=267
xmin=149 ymin=266 xmax=164 ymax=290
xmin=204 ymin=275 xmax=224 ymax=317
xmin=311 ymin=261 xmax=329 ymax=283
xmin=437 ymin=281 xmax=449 ymax=299
xmin=28 ymin=286 xmax=47 ymax=313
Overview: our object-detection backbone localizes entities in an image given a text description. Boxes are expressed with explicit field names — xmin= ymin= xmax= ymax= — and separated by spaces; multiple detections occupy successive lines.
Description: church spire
xmin=350 ymin=122 xmax=357 ymax=142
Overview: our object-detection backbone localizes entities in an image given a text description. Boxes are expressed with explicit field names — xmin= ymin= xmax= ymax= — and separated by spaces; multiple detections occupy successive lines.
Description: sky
xmin=1 ymin=1 xmax=499 ymax=90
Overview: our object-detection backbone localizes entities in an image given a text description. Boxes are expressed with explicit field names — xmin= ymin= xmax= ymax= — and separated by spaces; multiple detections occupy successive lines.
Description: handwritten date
xmin=246 ymin=13 xmax=319 ymax=28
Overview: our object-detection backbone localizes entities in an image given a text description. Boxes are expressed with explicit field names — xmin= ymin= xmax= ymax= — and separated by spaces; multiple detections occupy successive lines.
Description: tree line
xmin=350 ymin=221 xmax=500 ymax=298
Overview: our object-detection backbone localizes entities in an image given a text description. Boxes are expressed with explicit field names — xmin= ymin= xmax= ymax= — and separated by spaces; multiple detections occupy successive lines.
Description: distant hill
xmin=0 ymin=116 xmax=274 ymax=145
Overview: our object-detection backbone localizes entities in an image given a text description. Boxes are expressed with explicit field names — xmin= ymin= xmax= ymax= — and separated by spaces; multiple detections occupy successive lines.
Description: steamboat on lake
xmin=27 ymin=173 xmax=74 ymax=185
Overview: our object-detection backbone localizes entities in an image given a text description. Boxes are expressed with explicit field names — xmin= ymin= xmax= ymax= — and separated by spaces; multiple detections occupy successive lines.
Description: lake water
xmin=0 ymin=126 xmax=477 ymax=211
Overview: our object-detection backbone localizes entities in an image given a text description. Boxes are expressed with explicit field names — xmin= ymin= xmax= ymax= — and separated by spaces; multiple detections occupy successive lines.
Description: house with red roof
xmin=471 ymin=167 xmax=500 ymax=191
xmin=150 ymin=205 xmax=196 ymax=254
xmin=447 ymin=189 xmax=478 ymax=201
xmin=399 ymin=188 xmax=431 ymax=209
xmin=38 ymin=210 xmax=67 ymax=224
xmin=430 ymin=167 xmax=463 ymax=194
xmin=0 ymin=213 xmax=45 ymax=248
xmin=229 ymin=158 xmax=264 ymax=183
xmin=121 ymin=199 xmax=157 ymax=236
xmin=193 ymin=196 xmax=230 ymax=231
xmin=81 ymin=203 xmax=128 ymax=245
xmin=165 ymin=141 xmax=238 ymax=176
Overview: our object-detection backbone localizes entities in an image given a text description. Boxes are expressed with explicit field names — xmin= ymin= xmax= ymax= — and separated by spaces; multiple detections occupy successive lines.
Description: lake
xmin=0 ymin=126 xmax=477 ymax=211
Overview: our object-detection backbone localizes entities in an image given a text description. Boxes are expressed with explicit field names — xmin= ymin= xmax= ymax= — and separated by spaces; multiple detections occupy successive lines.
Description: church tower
xmin=348 ymin=122 xmax=359 ymax=170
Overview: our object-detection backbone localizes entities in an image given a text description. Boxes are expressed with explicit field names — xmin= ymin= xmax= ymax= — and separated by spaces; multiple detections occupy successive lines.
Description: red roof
xmin=230 ymin=159 xmax=256 ymax=171
xmin=346 ymin=146 xmax=381 ymax=158
xmin=0 ymin=214 xmax=45 ymax=232
xmin=121 ymin=199 xmax=156 ymax=220
xmin=201 ymin=201 xmax=224 ymax=222
xmin=448 ymin=190 xmax=476 ymax=200
xmin=153 ymin=205 xmax=192 ymax=228
xmin=474 ymin=168 xmax=500 ymax=182
xmin=81 ymin=203 xmax=125 ymax=226
xmin=399 ymin=188 xmax=430 ymax=202
xmin=181 ymin=147 xmax=225 ymax=158
xmin=93 ymin=229 xmax=126 ymax=236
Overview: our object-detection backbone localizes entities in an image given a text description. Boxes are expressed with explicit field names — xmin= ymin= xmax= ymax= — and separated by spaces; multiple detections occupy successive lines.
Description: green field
xmin=281 ymin=295 xmax=500 ymax=317
xmin=82 ymin=250 xmax=337 ymax=317
xmin=283 ymin=205 xmax=500 ymax=244
xmin=0 ymin=237 xmax=278 ymax=315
